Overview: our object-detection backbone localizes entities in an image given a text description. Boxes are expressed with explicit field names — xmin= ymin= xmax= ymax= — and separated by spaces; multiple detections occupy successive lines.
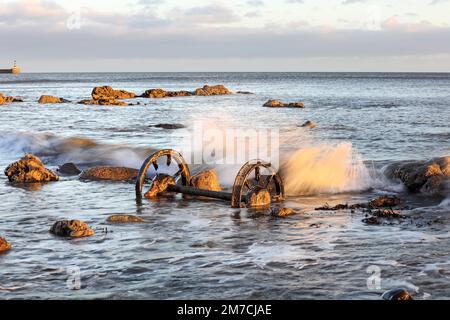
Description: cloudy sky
xmin=1 ymin=0 xmax=450 ymax=72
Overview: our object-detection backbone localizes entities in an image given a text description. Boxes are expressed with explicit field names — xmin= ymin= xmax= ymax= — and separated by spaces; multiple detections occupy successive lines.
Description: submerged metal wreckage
xmin=136 ymin=149 xmax=285 ymax=208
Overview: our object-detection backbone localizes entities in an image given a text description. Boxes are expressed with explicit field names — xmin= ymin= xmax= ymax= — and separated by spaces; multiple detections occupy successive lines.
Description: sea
xmin=0 ymin=72 xmax=449 ymax=299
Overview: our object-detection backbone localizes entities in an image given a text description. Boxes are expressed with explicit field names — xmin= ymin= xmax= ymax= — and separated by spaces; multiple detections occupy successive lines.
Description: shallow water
xmin=0 ymin=72 xmax=449 ymax=299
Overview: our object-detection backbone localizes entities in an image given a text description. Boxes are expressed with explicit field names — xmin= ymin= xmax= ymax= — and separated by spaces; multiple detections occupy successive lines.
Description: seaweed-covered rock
xmin=384 ymin=157 xmax=450 ymax=195
xmin=106 ymin=215 xmax=144 ymax=223
xmin=58 ymin=163 xmax=81 ymax=176
xmin=0 ymin=237 xmax=12 ymax=253
xmin=0 ymin=93 xmax=22 ymax=105
xmin=190 ymin=170 xmax=221 ymax=191
xmin=50 ymin=220 xmax=94 ymax=238
xmin=144 ymin=174 xmax=176 ymax=198
xmin=91 ymin=86 xmax=136 ymax=100
xmin=80 ymin=167 xmax=138 ymax=181
xmin=4 ymin=154 xmax=59 ymax=183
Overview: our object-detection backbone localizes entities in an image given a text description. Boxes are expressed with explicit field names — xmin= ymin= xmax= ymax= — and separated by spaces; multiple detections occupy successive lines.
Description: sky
xmin=1 ymin=0 xmax=450 ymax=72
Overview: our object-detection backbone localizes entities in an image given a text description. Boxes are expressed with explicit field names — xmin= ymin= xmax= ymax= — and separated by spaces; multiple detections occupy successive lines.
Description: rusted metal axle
xmin=136 ymin=149 xmax=285 ymax=208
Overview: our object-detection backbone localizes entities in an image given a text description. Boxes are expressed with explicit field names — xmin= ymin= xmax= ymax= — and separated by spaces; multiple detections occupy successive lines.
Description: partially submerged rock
xmin=91 ymin=86 xmax=136 ymax=100
xmin=141 ymin=88 xmax=193 ymax=98
xmin=246 ymin=187 xmax=271 ymax=207
xmin=194 ymin=84 xmax=232 ymax=96
xmin=106 ymin=215 xmax=144 ymax=223
xmin=150 ymin=123 xmax=186 ymax=130
xmin=190 ymin=169 xmax=221 ymax=191
xmin=80 ymin=167 xmax=138 ymax=181
xmin=144 ymin=174 xmax=176 ymax=198
xmin=301 ymin=120 xmax=316 ymax=129
xmin=0 ymin=93 xmax=22 ymax=105
xmin=141 ymin=84 xmax=232 ymax=98
xmin=271 ymin=207 xmax=295 ymax=217
xmin=236 ymin=91 xmax=254 ymax=95
xmin=50 ymin=220 xmax=94 ymax=238
xmin=0 ymin=237 xmax=12 ymax=253
xmin=381 ymin=288 xmax=413 ymax=301
xmin=384 ymin=156 xmax=450 ymax=195
xmin=78 ymin=99 xmax=128 ymax=106
xmin=4 ymin=154 xmax=59 ymax=183
xmin=58 ymin=163 xmax=81 ymax=176
xmin=369 ymin=195 xmax=404 ymax=208
xmin=263 ymin=99 xmax=305 ymax=108
xmin=38 ymin=95 xmax=70 ymax=104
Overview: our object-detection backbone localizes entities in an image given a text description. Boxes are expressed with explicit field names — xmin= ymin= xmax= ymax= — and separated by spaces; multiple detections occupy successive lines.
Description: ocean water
xmin=0 ymin=72 xmax=449 ymax=299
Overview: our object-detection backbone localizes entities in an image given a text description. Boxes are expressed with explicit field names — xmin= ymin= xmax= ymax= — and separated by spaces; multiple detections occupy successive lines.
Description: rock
xmin=106 ymin=215 xmax=144 ymax=223
xmin=38 ymin=95 xmax=68 ymax=104
xmin=246 ymin=187 xmax=271 ymax=207
xmin=50 ymin=220 xmax=94 ymax=238
xmin=150 ymin=123 xmax=186 ymax=130
xmin=4 ymin=154 xmax=59 ymax=183
xmin=271 ymin=207 xmax=295 ymax=217
xmin=362 ymin=216 xmax=380 ymax=225
xmin=236 ymin=91 xmax=254 ymax=95
xmin=384 ymin=157 xmax=450 ymax=195
xmin=301 ymin=120 xmax=316 ymax=129
xmin=382 ymin=288 xmax=413 ymax=301
xmin=0 ymin=237 xmax=12 ymax=253
xmin=78 ymin=99 xmax=128 ymax=106
xmin=0 ymin=93 xmax=21 ymax=105
xmin=80 ymin=167 xmax=138 ymax=181
xmin=144 ymin=174 xmax=176 ymax=198
xmin=190 ymin=169 xmax=221 ymax=191
xmin=58 ymin=163 xmax=81 ymax=176
xmin=263 ymin=99 xmax=305 ymax=108
xmin=142 ymin=88 xmax=168 ymax=98
xmin=91 ymin=86 xmax=136 ymax=100
xmin=369 ymin=195 xmax=404 ymax=208
xmin=167 ymin=90 xmax=193 ymax=97
xmin=194 ymin=85 xmax=232 ymax=96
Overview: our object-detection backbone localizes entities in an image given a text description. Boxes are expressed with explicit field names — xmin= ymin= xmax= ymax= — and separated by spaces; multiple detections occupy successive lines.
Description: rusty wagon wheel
xmin=135 ymin=149 xmax=190 ymax=198
xmin=231 ymin=160 xmax=285 ymax=208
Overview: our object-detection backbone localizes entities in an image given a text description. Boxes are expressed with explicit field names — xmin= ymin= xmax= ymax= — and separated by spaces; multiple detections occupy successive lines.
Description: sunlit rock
xmin=190 ymin=169 xmax=222 ymax=191
xmin=4 ymin=154 xmax=59 ymax=183
xmin=0 ymin=237 xmax=12 ymax=253
xmin=263 ymin=99 xmax=304 ymax=108
xmin=50 ymin=220 xmax=94 ymax=238
xmin=38 ymin=95 xmax=69 ymax=104
xmin=384 ymin=156 xmax=450 ymax=195
xmin=144 ymin=174 xmax=176 ymax=198
xmin=80 ymin=167 xmax=138 ymax=181
xmin=58 ymin=163 xmax=81 ymax=176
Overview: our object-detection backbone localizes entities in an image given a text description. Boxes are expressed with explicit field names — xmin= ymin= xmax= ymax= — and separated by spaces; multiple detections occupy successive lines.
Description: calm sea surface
xmin=0 ymin=72 xmax=449 ymax=299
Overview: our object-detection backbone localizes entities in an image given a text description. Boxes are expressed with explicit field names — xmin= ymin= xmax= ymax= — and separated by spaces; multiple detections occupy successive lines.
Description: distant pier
xmin=0 ymin=61 xmax=21 ymax=74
